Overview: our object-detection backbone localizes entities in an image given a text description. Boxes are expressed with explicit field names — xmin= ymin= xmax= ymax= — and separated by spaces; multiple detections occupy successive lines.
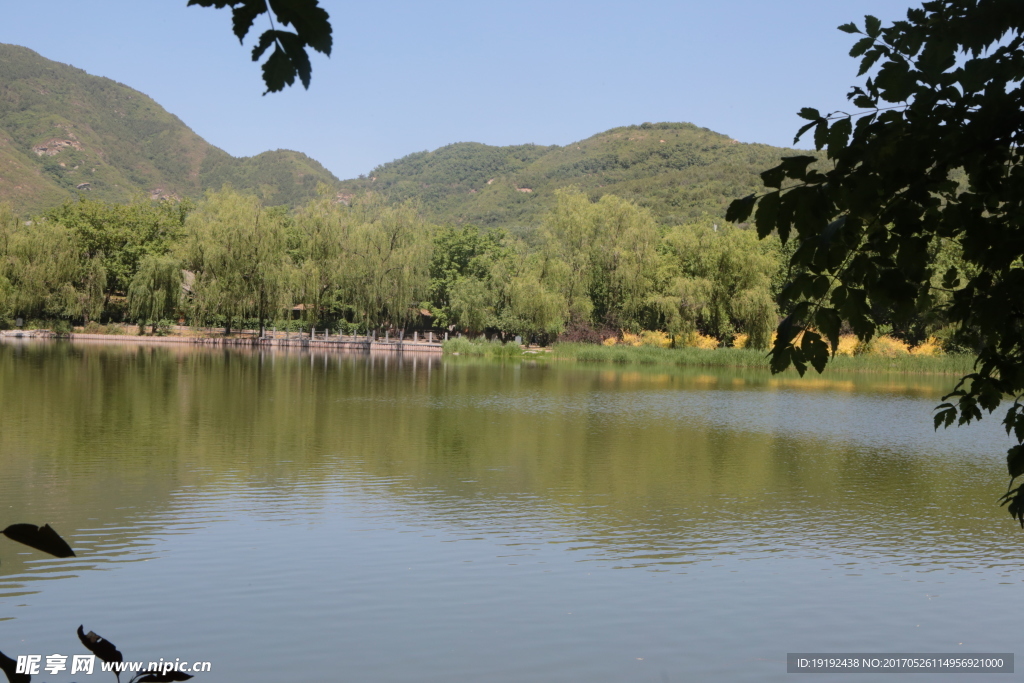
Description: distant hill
xmin=0 ymin=43 xmax=811 ymax=228
xmin=0 ymin=43 xmax=338 ymax=215
xmin=336 ymin=122 xmax=813 ymax=228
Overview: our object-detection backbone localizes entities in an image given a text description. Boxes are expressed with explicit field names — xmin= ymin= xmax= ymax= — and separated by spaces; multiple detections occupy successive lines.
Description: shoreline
xmin=0 ymin=329 xmax=444 ymax=354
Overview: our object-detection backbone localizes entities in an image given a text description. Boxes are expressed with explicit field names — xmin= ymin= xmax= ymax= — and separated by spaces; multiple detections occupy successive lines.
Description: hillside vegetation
xmin=337 ymin=122 xmax=814 ymax=228
xmin=0 ymin=43 xmax=338 ymax=215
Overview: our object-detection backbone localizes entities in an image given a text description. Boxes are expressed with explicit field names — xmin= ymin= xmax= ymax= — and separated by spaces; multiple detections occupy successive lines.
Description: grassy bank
xmin=550 ymin=342 xmax=976 ymax=376
xmin=442 ymin=337 xmax=525 ymax=359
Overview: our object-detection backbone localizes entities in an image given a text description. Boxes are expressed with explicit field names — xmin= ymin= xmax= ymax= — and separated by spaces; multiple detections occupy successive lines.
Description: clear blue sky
xmin=1 ymin=1 xmax=913 ymax=180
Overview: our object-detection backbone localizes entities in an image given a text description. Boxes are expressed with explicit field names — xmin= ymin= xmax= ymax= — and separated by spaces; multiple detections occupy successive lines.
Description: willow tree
xmin=652 ymin=218 xmax=780 ymax=348
xmin=128 ymin=254 xmax=183 ymax=333
xmin=344 ymin=196 xmax=432 ymax=331
xmin=179 ymin=189 xmax=293 ymax=334
xmin=293 ymin=191 xmax=356 ymax=328
xmin=484 ymin=239 xmax=568 ymax=342
xmin=0 ymin=215 xmax=105 ymax=323
xmin=541 ymin=190 xmax=660 ymax=330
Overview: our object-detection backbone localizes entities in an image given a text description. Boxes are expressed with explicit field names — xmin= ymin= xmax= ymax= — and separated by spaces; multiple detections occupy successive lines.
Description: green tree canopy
xmin=727 ymin=0 xmax=1024 ymax=522
xmin=540 ymin=190 xmax=660 ymax=330
xmin=44 ymin=197 xmax=189 ymax=302
xmin=652 ymin=218 xmax=780 ymax=348
xmin=179 ymin=188 xmax=293 ymax=333
xmin=1 ymin=210 xmax=105 ymax=323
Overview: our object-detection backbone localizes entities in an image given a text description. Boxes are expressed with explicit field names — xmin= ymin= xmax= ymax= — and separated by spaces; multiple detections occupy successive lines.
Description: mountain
xmin=0 ymin=43 xmax=810 ymax=228
xmin=0 ymin=43 xmax=338 ymax=215
xmin=336 ymin=122 xmax=812 ymax=228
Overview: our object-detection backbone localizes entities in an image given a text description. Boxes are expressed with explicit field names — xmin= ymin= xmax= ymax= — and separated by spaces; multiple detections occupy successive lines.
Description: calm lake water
xmin=0 ymin=341 xmax=1020 ymax=682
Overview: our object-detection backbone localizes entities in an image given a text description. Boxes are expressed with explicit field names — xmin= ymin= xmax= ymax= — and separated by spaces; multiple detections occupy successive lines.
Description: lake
xmin=0 ymin=341 xmax=1019 ymax=682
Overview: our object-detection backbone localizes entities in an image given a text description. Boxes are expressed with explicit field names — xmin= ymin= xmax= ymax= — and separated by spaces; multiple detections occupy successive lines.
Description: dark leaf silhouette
xmin=131 ymin=671 xmax=193 ymax=682
xmin=0 ymin=648 xmax=30 ymax=683
xmin=77 ymin=626 xmax=123 ymax=666
xmin=2 ymin=524 xmax=74 ymax=558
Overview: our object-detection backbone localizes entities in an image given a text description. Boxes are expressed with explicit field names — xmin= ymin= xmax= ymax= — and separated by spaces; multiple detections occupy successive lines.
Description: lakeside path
xmin=0 ymin=329 xmax=444 ymax=354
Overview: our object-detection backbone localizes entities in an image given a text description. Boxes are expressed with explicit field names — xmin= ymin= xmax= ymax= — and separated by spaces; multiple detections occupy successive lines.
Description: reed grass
xmin=551 ymin=342 xmax=975 ymax=375
xmin=442 ymin=337 xmax=524 ymax=359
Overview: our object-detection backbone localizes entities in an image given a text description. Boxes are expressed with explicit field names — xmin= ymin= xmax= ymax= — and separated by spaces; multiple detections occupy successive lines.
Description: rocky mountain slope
xmin=0 ymin=43 xmax=338 ymax=215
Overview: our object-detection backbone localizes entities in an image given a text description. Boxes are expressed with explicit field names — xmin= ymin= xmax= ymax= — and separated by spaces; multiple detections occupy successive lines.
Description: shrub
xmin=682 ymin=332 xmax=719 ymax=350
xmin=910 ymin=336 xmax=944 ymax=356
xmin=859 ymin=334 xmax=910 ymax=357
xmin=638 ymin=330 xmax=672 ymax=348
xmin=835 ymin=334 xmax=859 ymax=356
xmin=620 ymin=331 xmax=643 ymax=346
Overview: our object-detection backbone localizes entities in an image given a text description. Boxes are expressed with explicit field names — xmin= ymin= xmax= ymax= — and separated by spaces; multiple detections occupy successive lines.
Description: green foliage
xmin=553 ymin=341 xmax=974 ymax=374
xmin=442 ymin=336 xmax=523 ymax=359
xmin=128 ymin=255 xmax=184 ymax=330
xmin=336 ymin=123 xmax=816 ymax=230
xmin=652 ymin=218 xmax=780 ymax=347
xmin=0 ymin=205 xmax=105 ymax=322
xmin=540 ymin=190 xmax=660 ymax=328
xmin=179 ymin=188 xmax=294 ymax=333
xmin=45 ymin=196 xmax=189 ymax=298
xmin=728 ymin=1 xmax=1024 ymax=523
xmin=429 ymin=223 xmax=510 ymax=333
xmin=292 ymin=192 xmax=433 ymax=330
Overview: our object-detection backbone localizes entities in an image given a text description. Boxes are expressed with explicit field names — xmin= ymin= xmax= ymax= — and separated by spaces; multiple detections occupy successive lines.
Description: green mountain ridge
xmin=337 ymin=122 xmax=812 ymax=228
xmin=1 ymin=42 xmax=811 ymax=229
xmin=0 ymin=43 xmax=339 ymax=214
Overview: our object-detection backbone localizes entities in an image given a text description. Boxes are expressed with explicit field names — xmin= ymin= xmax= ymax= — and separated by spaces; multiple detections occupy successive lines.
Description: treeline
xmin=0 ymin=187 xmax=967 ymax=349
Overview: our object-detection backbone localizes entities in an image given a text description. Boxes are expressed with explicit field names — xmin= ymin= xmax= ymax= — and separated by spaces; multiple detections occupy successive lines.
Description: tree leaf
xmin=231 ymin=1 xmax=264 ymax=43
xmin=857 ymin=48 xmax=885 ymax=76
xmin=270 ymin=0 xmax=333 ymax=55
xmin=760 ymin=165 xmax=785 ymax=190
xmin=250 ymin=29 xmax=278 ymax=62
xmin=275 ymin=32 xmax=313 ymax=88
xmin=826 ymin=117 xmax=852 ymax=155
xmin=797 ymin=107 xmax=821 ymax=121
xmin=725 ymin=195 xmax=756 ymax=223
xmin=77 ymin=625 xmax=123 ymax=667
xmin=260 ymin=44 xmax=297 ymax=93
xmin=837 ymin=22 xmax=860 ymax=34
xmin=814 ymin=307 xmax=842 ymax=353
xmin=2 ymin=524 xmax=75 ymax=558
xmin=849 ymin=36 xmax=875 ymax=58
xmin=800 ymin=330 xmax=830 ymax=373
xmin=793 ymin=120 xmax=816 ymax=145
xmin=754 ymin=191 xmax=780 ymax=238
xmin=864 ymin=15 xmax=882 ymax=38
xmin=0 ymin=649 xmax=31 ymax=683
xmin=1008 ymin=445 xmax=1024 ymax=479
xmin=999 ymin=484 xmax=1024 ymax=527
xmin=779 ymin=155 xmax=817 ymax=179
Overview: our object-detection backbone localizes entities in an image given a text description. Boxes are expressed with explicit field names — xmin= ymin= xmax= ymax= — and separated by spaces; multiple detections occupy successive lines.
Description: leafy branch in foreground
xmin=728 ymin=0 xmax=1024 ymax=524
xmin=1 ymin=523 xmax=75 ymax=560
xmin=186 ymin=0 xmax=332 ymax=93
